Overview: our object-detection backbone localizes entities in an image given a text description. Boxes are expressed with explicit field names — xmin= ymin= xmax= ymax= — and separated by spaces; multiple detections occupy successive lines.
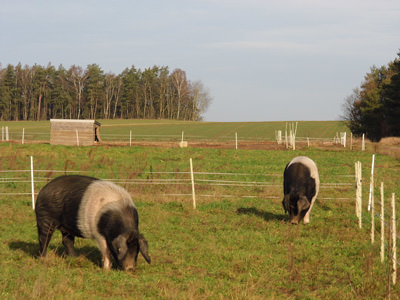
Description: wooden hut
xmin=50 ymin=119 xmax=101 ymax=146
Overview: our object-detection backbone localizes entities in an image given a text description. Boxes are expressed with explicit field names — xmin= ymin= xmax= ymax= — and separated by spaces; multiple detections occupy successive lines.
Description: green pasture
xmin=0 ymin=119 xmax=348 ymax=142
xmin=1 ymin=142 xmax=399 ymax=299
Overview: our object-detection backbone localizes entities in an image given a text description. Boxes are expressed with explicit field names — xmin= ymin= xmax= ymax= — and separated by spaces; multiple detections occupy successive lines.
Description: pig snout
xmin=124 ymin=265 xmax=135 ymax=272
xmin=121 ymin=255 xmax=137 ymax=272
xmin=290 ymin=215 xmax=300 ymax=225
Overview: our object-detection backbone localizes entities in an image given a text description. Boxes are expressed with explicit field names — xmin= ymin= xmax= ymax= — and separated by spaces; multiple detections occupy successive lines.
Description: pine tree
xmin=382 ymin=52 xmax=400 ymax=137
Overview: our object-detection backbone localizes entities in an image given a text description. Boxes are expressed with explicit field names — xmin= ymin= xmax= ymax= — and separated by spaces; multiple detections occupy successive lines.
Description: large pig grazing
xmin=282 ymin=156 xmax=320 ymax=225
xmin=35 ymin=175 xmax=151 ymax=271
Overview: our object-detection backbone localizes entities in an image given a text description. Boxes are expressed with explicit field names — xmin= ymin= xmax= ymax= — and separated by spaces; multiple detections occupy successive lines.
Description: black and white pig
xmin=35 ymin=175 xmax=151 ymax=271
xmin=282 ymin=156 xmax=320 ymax=225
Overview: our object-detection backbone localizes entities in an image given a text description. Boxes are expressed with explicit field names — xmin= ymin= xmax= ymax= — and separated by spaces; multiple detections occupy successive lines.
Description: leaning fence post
xmin=380 ymin=182 xmax=385 ymax=263
xmin=391 ymin=193 xmax=397 ymax=285
xmin=190 ymin=158 xmax=196 ymax=209
xmin=31 ymin=156 xmax=35 ymax=210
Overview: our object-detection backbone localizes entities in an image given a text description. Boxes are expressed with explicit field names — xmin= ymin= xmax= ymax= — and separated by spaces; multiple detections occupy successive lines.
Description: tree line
xmin=343 ymin=51 xmax=400 ymax=141
xmin=0 ymin=63 xmax=212 ymax=121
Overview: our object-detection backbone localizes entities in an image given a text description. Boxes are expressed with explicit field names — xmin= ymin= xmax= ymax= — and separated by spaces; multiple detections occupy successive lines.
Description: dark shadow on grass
xmin=9 ymin=241 xmax=103 ymax=267
xmin=9 ymin=241 xmax=38 ymax=257
xmin=237 ymin=207 xmax=286 ymax=222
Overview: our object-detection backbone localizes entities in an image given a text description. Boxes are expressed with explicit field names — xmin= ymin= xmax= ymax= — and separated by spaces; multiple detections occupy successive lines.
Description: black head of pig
xmin=282 ymin=194 xmax=310 ymax=225
xmin=109 ymin=231 xmax=151 ymax=271
xmin=98 ymin=206 xmax=151 ymax=271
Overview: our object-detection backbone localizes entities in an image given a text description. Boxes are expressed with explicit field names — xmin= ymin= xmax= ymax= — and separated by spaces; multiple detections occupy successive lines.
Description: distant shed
xmin=50 ymin=119 xmax=101 ymax=146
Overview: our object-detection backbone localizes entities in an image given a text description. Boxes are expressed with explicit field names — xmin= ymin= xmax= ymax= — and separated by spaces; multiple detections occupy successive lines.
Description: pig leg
xmin=96 ymin=237 xmax=113 ymax=270
xmin=37 ymin=221 xmax=56 ymax=257
xmin=303 ymin=195 xmax=317 ymax=224
xmin=61 ymin=230 xmax=76 ymax=256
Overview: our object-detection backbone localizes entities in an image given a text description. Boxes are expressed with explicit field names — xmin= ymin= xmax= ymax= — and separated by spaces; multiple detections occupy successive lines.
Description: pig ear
xmin=297 ymin=196 xmax=310 ymax=212
xmin=138 ymin=234 xmax=151 ymax=264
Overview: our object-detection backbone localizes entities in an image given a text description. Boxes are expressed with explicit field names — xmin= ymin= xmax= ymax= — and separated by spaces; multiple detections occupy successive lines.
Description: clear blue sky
xmin=1 ymin=0 xmax=399 ymax=121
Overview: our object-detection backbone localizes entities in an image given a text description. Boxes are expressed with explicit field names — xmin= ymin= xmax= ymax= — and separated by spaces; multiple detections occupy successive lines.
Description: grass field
xmin=0 ymin=119 xmax=348 ymax=143
xmin=1 ymin=137 xmax=400 ymax=299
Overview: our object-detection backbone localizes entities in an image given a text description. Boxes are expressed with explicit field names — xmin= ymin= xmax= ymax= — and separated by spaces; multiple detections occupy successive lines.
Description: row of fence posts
xmin=275 ymin=129 xmax=367 ymax=151
xmin=0 ymin=126 xmax=368 ymax=153
xmin=275 ymin=122 xmax=298 ymax=150
xmin=1 ymin=126 xmax=368 ymax=152
xmin=355 ymin=155 xmax=397 ymax=285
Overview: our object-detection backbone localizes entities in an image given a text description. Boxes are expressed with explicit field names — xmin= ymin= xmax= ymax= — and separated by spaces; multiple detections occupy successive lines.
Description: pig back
xmin=77 ymin=180 xmax=135 ymax=239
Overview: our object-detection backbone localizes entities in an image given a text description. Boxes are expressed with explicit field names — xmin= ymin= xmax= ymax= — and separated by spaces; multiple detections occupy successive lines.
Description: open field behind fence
xmin=1 ymin=142 xmax=400 ymax=298
xmin=2 ymin=120 xmax=399 ymax=159
xmin=1 ymin=119 xmax=348 ymax=143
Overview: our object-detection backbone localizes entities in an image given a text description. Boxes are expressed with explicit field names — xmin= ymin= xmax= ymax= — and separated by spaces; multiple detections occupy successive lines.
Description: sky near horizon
xmin=1 ymin=0 xmax=399 ymax=122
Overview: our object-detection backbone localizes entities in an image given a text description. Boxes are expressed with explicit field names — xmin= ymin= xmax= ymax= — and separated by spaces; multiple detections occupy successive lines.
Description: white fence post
xmin=76 ymin=129 xmax=79 ymax=146
xmin=368 ymin=154 xmax=375 ymax=211
xmin=343 ymin=132 xmax=346 ymax=147
xmin=362 ymin=133 xmax=365 ymax=151
xmin=235 ymin=132 xmax=238 ymax=150
xmin=292 ymin=131 xmax=296 ymax=150
xmin=285 ymin=129 xmax=288 ymax=149
xmin=391 ymin=193 xmax=397 ymax=285
xmin=1 ymin=126 xmax=4 ymax=141
xmin=371 ymin=182 xmax=375 ymax=244
xmin=190 ymin=158 xmax=196 ymax=209
xmin=276 ymin=130 xmax=282 ymax=145
xmin=31 ymin=156 xmax=35 ymax=210
xmin=355 ymin=161 xmax=362 ymax=228
xmin=6 ymin=126 xmax=9 ymax=141
xmin=380 ymin=182 xmax=385 ymax=263
xmin=22 ymin=128 xmax=25 ymax=144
